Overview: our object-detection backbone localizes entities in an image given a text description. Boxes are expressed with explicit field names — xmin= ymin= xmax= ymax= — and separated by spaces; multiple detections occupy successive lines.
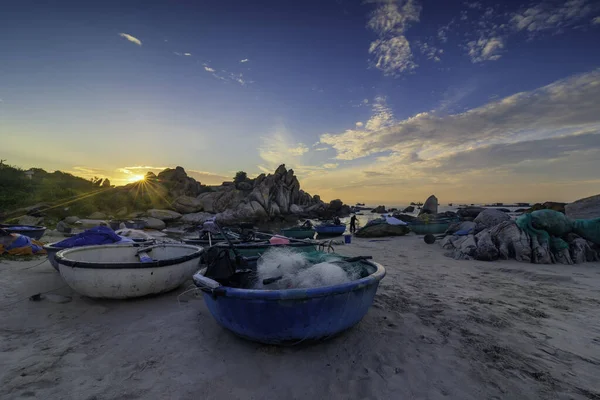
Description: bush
xmin=234 ymin=171 xmax=247 ymax=184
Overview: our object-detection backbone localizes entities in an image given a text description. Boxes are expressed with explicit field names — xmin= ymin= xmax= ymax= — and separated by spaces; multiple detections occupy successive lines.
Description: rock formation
xmin=419 ymin=195 xmax=438 ymax=216
xmin=565 ymin=194 xmax=600 ymax=220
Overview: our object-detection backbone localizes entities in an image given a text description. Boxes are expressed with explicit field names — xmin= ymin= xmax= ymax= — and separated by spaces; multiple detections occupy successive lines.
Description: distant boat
xmin=356 ymin=202 xmax=365 ymax=206
xmin=448 ymin=203 xmax=453 ymax=206
xmin=314 ymin=223 xmax=346 ymax=237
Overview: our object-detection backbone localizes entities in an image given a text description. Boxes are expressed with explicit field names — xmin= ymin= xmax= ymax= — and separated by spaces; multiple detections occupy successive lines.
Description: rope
xmin=0 ymin=283 xmax=70 ymax=309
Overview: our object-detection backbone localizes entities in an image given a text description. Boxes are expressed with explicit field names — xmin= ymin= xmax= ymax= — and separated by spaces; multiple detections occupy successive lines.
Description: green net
xmin=572 ymin=218 xmax=600 ymax=245
xmin=516 ymin=210 xmax=600 ymax=249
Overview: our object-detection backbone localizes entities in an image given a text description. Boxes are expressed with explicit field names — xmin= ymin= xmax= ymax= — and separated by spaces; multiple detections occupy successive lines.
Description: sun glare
xmin=128 ymin=174 xmax=145 ymax=183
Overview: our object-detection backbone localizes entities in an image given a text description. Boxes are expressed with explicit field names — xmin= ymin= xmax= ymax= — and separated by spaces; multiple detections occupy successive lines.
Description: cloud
xmin=204 ymin=66 xmax=216 ymax=72
xmin=184 ymin=53 xmax=192 ymax=56
xmin=510 ymin=0 xmax=594 ymax=35
xmin=118 ymin=33 xmax=142 ymax=46
xmin=258 ymin=127 xmax=311 ymax=171
xmin=319 ymin=69 xmax=600 ymax=163
xmin=356 ymin=122 xmax=364 ymax=128
xmin=415 ymin=40 xmax=444 ymax=61
xmin=367 ymin=0 xmax=421 ymax=76
xmin=323 ymin=163 xmax=339 ymax=169
xmin=240 ymin=59 xmax=249 ymax=63
xmin=467 ymin=36 xmax=504 ymax=62
xmin=593 ymin=16 xmax=600 ymax=24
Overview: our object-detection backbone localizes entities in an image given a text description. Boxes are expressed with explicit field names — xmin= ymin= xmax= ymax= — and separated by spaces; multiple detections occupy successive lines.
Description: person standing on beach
xmin=350 ymin=215 xmax=357 ymax=233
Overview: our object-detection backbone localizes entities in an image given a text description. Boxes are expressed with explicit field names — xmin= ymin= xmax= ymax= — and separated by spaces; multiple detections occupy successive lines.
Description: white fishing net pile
xmin=255 ymin=248 xmax=359 ymax=290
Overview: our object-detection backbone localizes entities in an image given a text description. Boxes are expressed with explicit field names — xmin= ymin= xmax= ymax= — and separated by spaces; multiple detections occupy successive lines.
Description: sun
xmin=128 ymin=174 xmax=146 ymax=183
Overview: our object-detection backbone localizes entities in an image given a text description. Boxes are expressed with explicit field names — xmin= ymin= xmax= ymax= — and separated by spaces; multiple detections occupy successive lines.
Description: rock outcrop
xmin=157 ymin=166 xmax=203 ymax=197
xmin=473 ymin=209 xmax=511 ymax=233
xmin=402 ymin=206 xmax=415 ymax=213
xmin=17 ymin=215 xmax=44 ymax=226
xmin=371 ymin=205 xmax=387 ymax=214
xmin=565 ymin=194 xmax=600 ymax=220
xmin=419 ymin=195 xmax=438 ymax=216
xmin=172 ymin=195 xmax=204 ymax=214
xmin=147 ymin=209 xmax=182 ymax=222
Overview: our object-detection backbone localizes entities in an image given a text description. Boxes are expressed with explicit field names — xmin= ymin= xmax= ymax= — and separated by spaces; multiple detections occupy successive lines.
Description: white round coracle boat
xmin=55 ymin=244 xmax=203 ymax=299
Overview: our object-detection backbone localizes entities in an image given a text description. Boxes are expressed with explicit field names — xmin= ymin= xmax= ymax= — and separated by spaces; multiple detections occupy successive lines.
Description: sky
xmin=1 ymin=0 xmax=600 ymax=205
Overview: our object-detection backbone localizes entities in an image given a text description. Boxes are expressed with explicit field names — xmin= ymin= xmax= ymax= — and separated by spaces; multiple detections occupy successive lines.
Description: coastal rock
xmin=457 ymin=207 xmax=485 ymax=220
xmin=18 ymin=215 xmax=44 ymax=226
xmin=565 ymin=194 xmax=600 ymax=220
xmin=172 ymin=195 xmax=204 ymax=214
xmin=490 ymin=221 xmax=531 ymax=262
xmin=140 ymin=217 xmax=166 ymax=230
xmin=157 ymin=166 xmax=202 ymax=197
xmin=419 ymin=195 xmax=438 ymax=216
xmin=446 ymin=221 xmax=476 ymax=235
xmin=355 ymin=223 xmax=410 ymax=238
xmin=371 ymin=205 xmax=387 ymax=213
xmin=473 ymin=209 xmax=511 ymax=233
xmin=147 ymin=209 xmax=182 ymax=222
xmin=64 ymin=216 xmax=80 ymax=224
xmin=180 ymin=212 xmax=213 ymax=225
xmin=236 ymin=181 xmax=253 ymax=191
xmin=290 ymin=204 xmax=304 ymax=214
xmin=402 ymin=206 xmax=415 ymax=213
xmin=328 ymin=199 xmax=343 ymax=212
xmin=474 ymin=229 xmax=499 ymax=261
xmin=568 ymin=235 xmax=600 ymax=263
xmin=56 ymin=221 xmax=71 ymax=233
xmin=74 ymin=219 xmax=109 ymax=228
xmin=443 ymin=235 xmax=477 ymax=260
xmin=88 ymin=211 xmax=107 ymax=219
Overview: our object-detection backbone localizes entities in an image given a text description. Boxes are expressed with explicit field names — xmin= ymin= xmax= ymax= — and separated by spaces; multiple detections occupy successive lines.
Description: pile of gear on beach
xmin=440 ymin=197 xmax=600 ymax=264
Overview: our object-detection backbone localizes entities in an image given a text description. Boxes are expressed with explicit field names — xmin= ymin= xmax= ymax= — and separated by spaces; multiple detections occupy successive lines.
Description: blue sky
xmin=1 ymin=0 xmax=600 ymax=204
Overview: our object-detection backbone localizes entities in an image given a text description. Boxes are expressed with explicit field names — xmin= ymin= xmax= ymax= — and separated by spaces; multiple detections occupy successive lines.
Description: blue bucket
xmin=344 ymin=234 xmax=352 ymax=244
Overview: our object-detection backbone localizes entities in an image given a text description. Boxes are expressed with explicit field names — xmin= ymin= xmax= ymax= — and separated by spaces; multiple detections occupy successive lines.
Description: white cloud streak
xmin=240 ymin=59 xmax=249 ymax=63
xmin=118 ymin=33 xmax=142 ymax=46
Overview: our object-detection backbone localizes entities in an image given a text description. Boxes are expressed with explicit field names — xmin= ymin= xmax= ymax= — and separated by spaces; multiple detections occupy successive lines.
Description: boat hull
xmin=0 ymin=224 xmax=46 ymax=240
xmin=194 ymin=260 xmax=385 ymax=344
xmin=214 ymin=241 xmax=317 ymax=257
xmin=314 ymin=224 xmax=346 ymax=237
xmin=56 ymin=244 xmax=203 ymax=299
xmin=280 ymin=228 xmax=315 ymax=239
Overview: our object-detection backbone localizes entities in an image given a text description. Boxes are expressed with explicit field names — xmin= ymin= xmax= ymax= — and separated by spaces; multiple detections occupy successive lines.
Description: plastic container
xmin=269 ymin=235 xmax=290 ymax=245
xmin=344 ymin=234 xmax=352 ymax=244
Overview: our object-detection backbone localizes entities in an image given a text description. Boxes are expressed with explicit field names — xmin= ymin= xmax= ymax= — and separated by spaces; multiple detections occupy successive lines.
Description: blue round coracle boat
xmin=193 ymin=258 xmax=385 ymax=344
xmin=0 ymin=224 xmax=47 ymax=240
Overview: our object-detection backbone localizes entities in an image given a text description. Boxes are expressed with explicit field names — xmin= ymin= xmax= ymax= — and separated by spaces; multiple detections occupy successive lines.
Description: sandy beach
xmin=1 ymin=234 xmax=600 ymax=400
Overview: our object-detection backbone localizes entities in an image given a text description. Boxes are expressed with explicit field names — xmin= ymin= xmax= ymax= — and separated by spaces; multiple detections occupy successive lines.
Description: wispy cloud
xmin=240 ymin=59 xmax=249 ymax=63
xmin=593 ymin=16 xmax=600 ymax=24
xmin=466 ymin=36 xmax=504 ymax=62
xmin=258 ymin=127 xmax=311 ymax=172
xmin=118 ymin=33 xmax=142 ymax=46
xmin=204 ymin=66 xmax=216 ymax=72
xmin=184 ymin=53 xmax=192 ymax=56
xmin=367 ymin=0 xmax=421 ymax=76
xmin=319 ymin=70 xmax=600 ymax=164
xmin=355 ymin=122 xmax=364 ymax=128
xmin=510 ymin=0 xmax=594 ymax=35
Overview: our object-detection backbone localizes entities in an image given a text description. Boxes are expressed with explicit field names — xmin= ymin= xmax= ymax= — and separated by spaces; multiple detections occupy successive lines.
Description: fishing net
xmin=255 ymin=248 xmax=367 ymax=290
xmin=516 ymin=210 xmax=572 ymax=251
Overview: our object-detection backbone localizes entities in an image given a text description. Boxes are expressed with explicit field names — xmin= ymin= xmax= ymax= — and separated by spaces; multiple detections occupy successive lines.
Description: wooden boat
xmin=314 ymin=223 xmax=346 ymax=237
xmin=0 ymin=224 xmax=46 ymax=240
xmin=193 ymin=252 xmax=385 ymax=344
xmin=44 ymin=238 xmax=153 ymax=271
xmin=55 ymin=244 xmax=203 ymax=299
xmin=280 ymin=226 xmax=315 ymax=239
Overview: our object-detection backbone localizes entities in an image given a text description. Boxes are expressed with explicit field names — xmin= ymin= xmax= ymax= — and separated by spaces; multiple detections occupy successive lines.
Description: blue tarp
xmin=54 ymin=226 xmax=132 ymax=248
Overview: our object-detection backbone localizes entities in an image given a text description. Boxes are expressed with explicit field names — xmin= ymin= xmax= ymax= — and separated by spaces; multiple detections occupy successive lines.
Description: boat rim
xmin=194 ymin=259 xmax=385 ymax=300
xmin=43 ymin=239 xmax=154 ymax=251
xmin=0 ymin=224 xmax=47 ymax=231
xmin=55 ymin=243 xmax=203 ymax=269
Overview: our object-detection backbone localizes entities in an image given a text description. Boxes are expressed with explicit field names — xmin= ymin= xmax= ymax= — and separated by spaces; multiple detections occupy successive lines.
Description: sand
xmin=1 ymin=234 xmax=600 ymax=400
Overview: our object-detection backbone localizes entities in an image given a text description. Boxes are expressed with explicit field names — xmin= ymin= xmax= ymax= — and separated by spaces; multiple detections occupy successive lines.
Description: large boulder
xmin=88 ymin=211 xmax=107 ymax=219
xmin=147 ymin=209 xmax=182 ymax=222
xmin=473 ymin=209 xmax=511 ymax=233
xmin=213 ymin=189 xmax=246 ymax=213
xmin=419 ymin=195 xmax=438 ymax=216
xmin=74 ymin=219 xmax=109 ymax=228
xmin=157 ymin=166 xmax=202 ymax=197
xmin=180 ymin=212 xmax=214 ymax=224
xmin=565 ymin=194 xmax=600 ymax=220
xmin=141 ymin=217 xmax=166 ymax=230
xmin=457 ymin=207 xmax=485 ymax=220
xmin=236 ymin=181 xmax=253 ymax=191
xmin=328 ymin=199 xmax=343 ymax=212
xmin=172 ymin=195 xmax=204 ymax=214
xmin=402 ymin=206 xmax=415 ymax=213
xmin=64 ymin=216 xmax=80 ymax=224
xmin=355 ymin=223 xmax=410 ymax=238
xmin=290 ymin=204 xmax=304 ymax=214
xmin=18 ymin=215 xmax=44 ymax=226
xmin=371 ymin=205 xmax=387 ymax=213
